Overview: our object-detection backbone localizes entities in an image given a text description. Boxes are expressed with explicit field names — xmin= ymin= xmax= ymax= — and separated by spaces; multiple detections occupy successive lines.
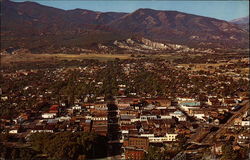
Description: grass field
xmin=1 ymin=53 xmax=133 ymax=66
xmin=1 ymin=53 xmax=185 ymax=66
xmin=1 ymin=53 xmax=248 ymax=71
xmin=49 ymin=53 xmax=132 ymax=61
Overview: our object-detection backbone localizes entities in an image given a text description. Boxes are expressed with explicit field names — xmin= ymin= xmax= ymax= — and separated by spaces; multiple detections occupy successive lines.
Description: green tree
xmin=29 ymin=132 xmax=108 ymax=159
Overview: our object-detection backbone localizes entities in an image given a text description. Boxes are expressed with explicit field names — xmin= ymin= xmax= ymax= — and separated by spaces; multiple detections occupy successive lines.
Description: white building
xmin=165 ymin=133 xmax=178 ymax=141
xmin=131 ymin=118 xmax=141 ymax=123
xmin=193 ymin=113 xmax=206 ymax=121
xmin=241 ymin=120 xmax=250 ymax=127
xmin=30 ymin=129 xmax=53 ymax=133
xmin=9 ymin=129 xmax=19 ymax=134
xmin=57 ymin=116 xmax=71 ymax=122
xmin=177 ymin=115 xmax=187 ymax=121
xmin=72 ymin=104 xmax=81 ymax=110
xmin=42 ymin=113 xmax=57 ymax=119
xmin=179 ymin=105 xmax=200 ymax=112
xmin=169 ymin=111 xmax=187 ymax=121
xmin=30 ymin=126 xmax=54 ymax=133
xmin=92 ymin=117 xmax=108 ymax=121
xmin=140 ymin=115 xmax=157 ymax=121
xmin=140 ymin=133 xmax=178 ymax=143
xmin=159 ymin=115 xmax=172 ymax=119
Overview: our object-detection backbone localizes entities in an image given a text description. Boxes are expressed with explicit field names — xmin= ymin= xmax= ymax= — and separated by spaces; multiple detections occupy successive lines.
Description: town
xmin=0 ymin=51 xmax=249 ymax=160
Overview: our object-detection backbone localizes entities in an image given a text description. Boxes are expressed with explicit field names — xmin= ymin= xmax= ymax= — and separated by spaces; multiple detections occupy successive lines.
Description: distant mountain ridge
xmin=230 ymin=16 xmax=249 ymax=24
xmin=1 ymin=0 xmax=249 ymax=53
xmin=230 ymin=16 xmax=249 ymax=31
xmin=108 ymin=8 xmax=248 ymax=48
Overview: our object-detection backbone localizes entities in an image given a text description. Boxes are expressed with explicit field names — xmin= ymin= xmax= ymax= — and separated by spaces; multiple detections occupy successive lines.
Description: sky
xmin=13 ymin=0 xmax=249 ymax=21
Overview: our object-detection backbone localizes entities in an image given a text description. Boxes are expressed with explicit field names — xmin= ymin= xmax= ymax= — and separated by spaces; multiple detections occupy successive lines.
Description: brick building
xmin=123 ymin=136 xmax=149 ymax=160
xmin=125 ymin=148 xmax=146 ymax=160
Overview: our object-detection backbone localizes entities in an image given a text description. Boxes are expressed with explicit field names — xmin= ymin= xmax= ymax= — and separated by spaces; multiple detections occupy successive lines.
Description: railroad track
xmin=202 ymin=100 xmax=249 ymax=144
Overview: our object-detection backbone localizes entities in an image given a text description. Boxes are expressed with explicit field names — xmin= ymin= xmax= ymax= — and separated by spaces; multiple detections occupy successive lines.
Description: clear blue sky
xmin=13 ymin=0 xmax=249 ymax=21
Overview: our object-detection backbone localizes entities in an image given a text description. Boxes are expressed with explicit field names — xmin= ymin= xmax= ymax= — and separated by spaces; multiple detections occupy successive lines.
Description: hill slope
xmin=109 ymin=8 xmax=248 ymax=48
xmin=230 ymin=16 xmax=249 ymax=31
xmin=1 ymin=0 xmax=128 ymax=52
xmin=1 ymin=0 xmax=249 ymax=53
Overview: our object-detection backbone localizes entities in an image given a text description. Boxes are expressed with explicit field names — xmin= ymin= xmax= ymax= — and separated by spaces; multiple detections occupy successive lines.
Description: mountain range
xmin=230 ymin=16 xmax=249 ymax=31
xmin=1 ymin=0 xmax=249 ymax=53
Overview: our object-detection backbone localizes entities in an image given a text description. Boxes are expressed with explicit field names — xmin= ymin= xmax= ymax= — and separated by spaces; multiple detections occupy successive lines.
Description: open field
xmin=1 ymin=53 xmax=132 ymax=66
xmin=0 ymin=53 xmax=185 ymax=66
xmin=178 ymin=57 xmax=250 ymax=72
xmin=1 ymin=53 xmax=248 ymax=71
xmin=178 ymin=63 xmax=227 ymax=71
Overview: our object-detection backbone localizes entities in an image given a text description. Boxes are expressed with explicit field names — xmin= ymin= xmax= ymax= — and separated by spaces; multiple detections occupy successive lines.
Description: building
xmin=241 ymin=118 xmax=250 ymax=127
xmin=170 ymin=110 xmax=187 ymax=121
xmin=49 ymin=105 xmax=60 ymax=113
xmin=72 ymin=104 xmax=82 ymax=110
xmin=127 ymin=136 xmax=149 ymax=150
xmin=30 ymin=125 xmax=55 ymax=133
xmin=42 ymin=113 xmax=57 ymax=119
xmin=92 ymin=120 xmax=108 ymax=136
xmin=237 ymin=133 xmax=250 ymax=145
xmin=145 ymin=98 xmax=171 ymax=107
xmin=140 ymin=133 xmax=178 ymax=143
xmin=123 ymin=136 xmax=149 ymax=160
xmin=125 ymin=148 xmax=146 ymax=160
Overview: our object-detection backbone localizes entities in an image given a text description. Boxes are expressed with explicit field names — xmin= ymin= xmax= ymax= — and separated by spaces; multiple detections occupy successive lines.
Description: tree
xmin=145 ymin=146 xmax=163 ymax=160
xmin=29 ymin=132 xmax=108 ymax=159
xmin=176 ymin=134 xmax=187 ymax=150
xmin=19 ymin=148 xmax=37 ymax=160
xmin=221 ymin=143 xmax=238 ymax=160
